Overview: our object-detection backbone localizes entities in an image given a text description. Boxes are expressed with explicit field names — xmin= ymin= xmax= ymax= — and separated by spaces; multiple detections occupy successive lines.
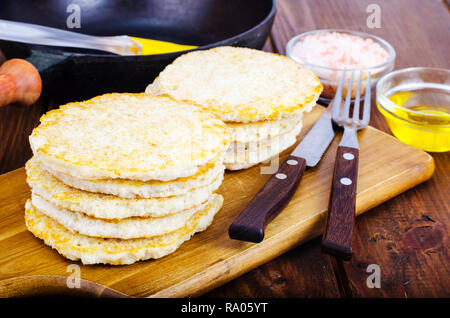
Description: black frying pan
xmin=0 ymin=0 xmax=276 ymax=102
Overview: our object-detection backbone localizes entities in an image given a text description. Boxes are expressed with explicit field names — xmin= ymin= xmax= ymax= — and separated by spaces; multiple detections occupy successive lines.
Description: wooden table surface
xmin=0 ymin=0 xmax=449 ymax=298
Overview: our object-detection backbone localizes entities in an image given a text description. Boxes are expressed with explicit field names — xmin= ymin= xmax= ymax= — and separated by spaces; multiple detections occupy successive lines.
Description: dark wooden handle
xmin=229 ymin=155 xmax=307 ymax=243
xmin=322 ymin=146 xmax=359 ymax=260
xmin=0 ymin=58 xmax=42 ymax=107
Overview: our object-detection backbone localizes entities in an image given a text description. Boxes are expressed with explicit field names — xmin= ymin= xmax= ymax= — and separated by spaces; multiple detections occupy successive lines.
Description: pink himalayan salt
xmin=292 ymin=32 xmax=389 ymax=69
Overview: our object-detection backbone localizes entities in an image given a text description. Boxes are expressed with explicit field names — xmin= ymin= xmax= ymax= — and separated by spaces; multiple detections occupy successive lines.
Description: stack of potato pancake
xmin=146 ymin=46 xmax=323 ymax=170
xmin=25 ymin=93 xmax=230 ymax=265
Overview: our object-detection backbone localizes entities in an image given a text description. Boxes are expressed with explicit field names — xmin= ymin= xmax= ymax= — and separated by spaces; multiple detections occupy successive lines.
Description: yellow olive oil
xmin=130 ymin=37 xmax=197 ymax=55
xmin=377 ymin=87 xmax=450 ymax=152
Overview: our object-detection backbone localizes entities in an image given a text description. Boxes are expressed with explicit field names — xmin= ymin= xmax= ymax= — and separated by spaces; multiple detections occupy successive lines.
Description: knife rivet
xmin=340 ymin=177 xmax=352 ymax=185
xmin=343 ymin=153 xmax=354 ymax=160
xmin=275 ymin=173 xmax=287 ymax=180
xmin=287 ymin=159 xmax=298 ymax=165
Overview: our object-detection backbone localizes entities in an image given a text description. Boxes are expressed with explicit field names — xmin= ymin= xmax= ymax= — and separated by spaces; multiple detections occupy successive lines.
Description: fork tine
xmin=332 ymin=69 xmax=346 ymax=121
xmin=361 ymin=72 xmax=371 ymax=126
xmin=342 ymin=69 xmax=355 ymax=125
xmin=352 ymin=70 xmax=363 ymax=125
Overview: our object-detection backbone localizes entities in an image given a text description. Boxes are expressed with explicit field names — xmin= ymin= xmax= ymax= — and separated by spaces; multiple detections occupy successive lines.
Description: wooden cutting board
xmin=0 ymin=105 xmax=434 ymax=298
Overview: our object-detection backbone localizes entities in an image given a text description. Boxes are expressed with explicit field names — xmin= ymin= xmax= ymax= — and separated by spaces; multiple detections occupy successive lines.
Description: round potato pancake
xmin=227 ymin=112 xmax=303 ymax=144
xmin=35 ymin=157 xmax=224 ymax=199
xmin=224 ymin=121 xmax=303 ymax=170
xmin=32 ymin=193 xmax=220 ymax=239
xmin=26 ymin=158 xmax=223 ymax=219
xmin=29 ymin=93 xmax=230 ymax=181
xmin=25 ymin=194 xmax=223 ymax=265
xmin=146 ymin=46 xmax=322 ymax=123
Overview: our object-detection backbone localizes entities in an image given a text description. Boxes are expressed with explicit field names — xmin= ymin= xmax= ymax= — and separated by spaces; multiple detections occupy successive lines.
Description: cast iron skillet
xmin=0 ymin=0 xmax=276 ymax=102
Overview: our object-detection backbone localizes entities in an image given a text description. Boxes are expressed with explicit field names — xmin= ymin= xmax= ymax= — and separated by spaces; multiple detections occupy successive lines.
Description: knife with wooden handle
xmin=229 ymin=104 xmax=338 ymax=243
xmin=0 ymin=19 xmax=141 ymax=55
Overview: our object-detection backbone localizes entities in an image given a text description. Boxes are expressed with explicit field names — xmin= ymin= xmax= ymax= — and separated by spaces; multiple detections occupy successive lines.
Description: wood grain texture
xmin=206 ymin=237 xmax=342 ymax=298
xmin=264 ymin=0 xmax=450 ymax=298
xmin=0 ymin=276 xmax=128 ymax=298
xmin=0 ymin=106 xmax=434 ymax=297
xmin=322 ymin=146 xmax=359 ymax=260
xmin=0 ymin=99 xmax=45 ymax=174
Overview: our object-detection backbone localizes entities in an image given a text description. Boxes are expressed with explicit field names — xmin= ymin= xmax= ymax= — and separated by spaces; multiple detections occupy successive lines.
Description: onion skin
xmin=0 ymin=59 xmax=42 ymax=107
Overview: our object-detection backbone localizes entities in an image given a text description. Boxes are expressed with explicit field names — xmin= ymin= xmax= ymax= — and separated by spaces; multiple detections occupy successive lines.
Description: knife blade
xmin=292 ymin=103 xmax=337 ymax=167
xmin=228 ymin=103 xmax=338 ymax=243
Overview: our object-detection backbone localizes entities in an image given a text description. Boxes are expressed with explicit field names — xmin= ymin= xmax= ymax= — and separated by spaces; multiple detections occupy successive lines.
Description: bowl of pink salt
xmin=286 ymin=29 xmax=396 ymax=103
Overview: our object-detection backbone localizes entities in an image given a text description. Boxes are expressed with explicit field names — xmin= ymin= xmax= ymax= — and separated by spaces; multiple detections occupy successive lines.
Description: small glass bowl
xmin=376 ymin=67 xmax=450 ymax=152
xmin=286 ymin=29 xmax=396 ymax=104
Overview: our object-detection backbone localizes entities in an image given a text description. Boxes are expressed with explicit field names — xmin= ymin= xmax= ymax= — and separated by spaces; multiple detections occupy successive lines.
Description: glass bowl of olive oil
xmin=376 ymin=67 xmax=450 ymax=152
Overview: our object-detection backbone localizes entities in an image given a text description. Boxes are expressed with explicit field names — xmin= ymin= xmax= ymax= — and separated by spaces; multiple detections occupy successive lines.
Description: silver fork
xmin=322 ymin=69 xmax=371 ymax=260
